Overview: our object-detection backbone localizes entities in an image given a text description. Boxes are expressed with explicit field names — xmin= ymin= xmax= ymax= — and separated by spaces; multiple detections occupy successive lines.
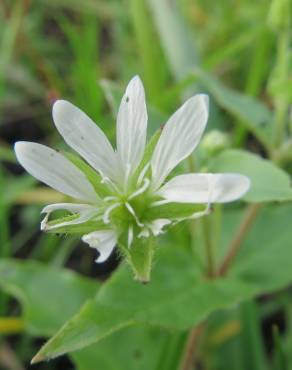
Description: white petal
xmin=14 ymin=142 xmax=97 ymax=202
xmin=116 ymin=76 xmax=148 ymax=181
xmin=149 ymin=219 xmax=171 ymax=236
xmin=138 ymin=218 xmax=171 ymax=238
xmin=82 ymin=230 xmax=117 ymax=263
xmin=157 ymin=173 xmax=250 ymax=203
xmin=42 ymin=203 xmax=96 ymax=214
xmin=211 ymin=174 xmax=251 ymax=202
xmin=151 ymin=94 xmax=209 ymax=190
xmin=52 ymin=100 xmax=118 ymax=181
xmin=41 ymin=203 xmax=98 ymax=231
xmin=138 ymin=228 xmax=150 ymax=238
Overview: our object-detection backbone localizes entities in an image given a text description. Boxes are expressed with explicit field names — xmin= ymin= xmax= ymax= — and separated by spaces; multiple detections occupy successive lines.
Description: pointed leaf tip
xmin=31 ymin=352 xmax=45 ymax=365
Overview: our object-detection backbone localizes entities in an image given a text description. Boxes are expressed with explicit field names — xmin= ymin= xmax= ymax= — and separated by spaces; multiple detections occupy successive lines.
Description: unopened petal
xmin=158 ymin=173 xmax=250 ymax=203
xmin=82 ymin=230 xmax=117 ymax=263
xmin=14 ymin=142 xmax=97 ymax=202
xmin=52 ymin=100 xmax=118 ymax=182
xmin=116 ymin=76 xmax=148 ymax=183
xmin=151 ymin=94 xmax=209 ymax=190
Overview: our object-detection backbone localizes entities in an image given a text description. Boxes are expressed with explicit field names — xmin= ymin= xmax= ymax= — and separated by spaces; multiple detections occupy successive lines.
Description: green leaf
xmin=33 ymin=203 xmax=292 ymax=361
xmin=208 ymin=149 xmax=292 ymax=202
xmin=147 ymin=0 xmax=199 ymax=81
xmin=60 ymin=15 xmax=103 ymax=122
xmin=191 ymin=68 xmax=273 ymax=149
xmin=128 ymin=0 xmax=168 ymax=104
xmin=0 ymin=259 xmax=98 ymax=336
xmin=239 ymin=301 xmax=268 ymax=370
xmin=230 ymin=204 xmax=292 ymax=289
xmin=72 ymin=325 xmax=173 ymax=370
xmin=32 ymin=252 xmax=254 ymax=360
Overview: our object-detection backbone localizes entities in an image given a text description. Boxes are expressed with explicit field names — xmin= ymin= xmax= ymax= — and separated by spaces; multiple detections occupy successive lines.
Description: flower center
xmin=102 ymin=177 xmax=156 ymax=232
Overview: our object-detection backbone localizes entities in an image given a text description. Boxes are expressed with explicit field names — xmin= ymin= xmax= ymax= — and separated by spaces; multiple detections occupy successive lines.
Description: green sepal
xmin=45 ymin=214 xmax=107 ymax=235
xmin=119 ymin=236 xmax=155 ymax=284
xmin=63 ymin=151 xmax=112 ymax=198
xmin=130 ymin=129 xmax=161 ymax=188
xmin=146 ymin=202 xmax=206 ymax=220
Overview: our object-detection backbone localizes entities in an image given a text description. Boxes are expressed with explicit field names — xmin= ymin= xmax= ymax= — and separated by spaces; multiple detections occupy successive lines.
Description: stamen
xmin=150 ymin=199 xmax=170 ymax=207
xmin=128 ymin=178 xmax=150 ymax=200
xmin=128 ymin=225 xmax=134 ymax=248
xmin=125 ymin=202 xmax=144 ymax=227
xmin=103 ymin=202 xmax=120 ymax=224
xmin=137 ymin=162 xmax=150 ymax=186
xmin=123 ymin=162 xmax=131 ymax=191
xmin=101 ymin=174 xmax=121 ymax=194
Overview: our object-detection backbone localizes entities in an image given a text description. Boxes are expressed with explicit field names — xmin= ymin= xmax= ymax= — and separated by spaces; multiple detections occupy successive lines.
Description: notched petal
xmin=41 ymin=203 xmax=98 ymax=231
xmin=82 ymin=230 xmax=117 ymax=263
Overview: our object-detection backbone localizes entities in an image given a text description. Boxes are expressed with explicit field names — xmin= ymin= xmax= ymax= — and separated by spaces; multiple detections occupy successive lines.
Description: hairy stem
xmin=218 ymin=203 xmax=262 ymax=276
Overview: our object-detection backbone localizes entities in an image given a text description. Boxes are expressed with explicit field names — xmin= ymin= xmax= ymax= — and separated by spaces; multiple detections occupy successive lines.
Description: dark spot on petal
xmin=126 ymin=96 xmax=129 ymax=103
xmin=81 ymin=136 xmax=85 ymax=140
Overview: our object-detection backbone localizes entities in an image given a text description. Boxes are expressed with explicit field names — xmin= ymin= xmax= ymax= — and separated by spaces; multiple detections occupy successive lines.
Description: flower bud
xmin=201 ymin=130 xmax=231 ymax=156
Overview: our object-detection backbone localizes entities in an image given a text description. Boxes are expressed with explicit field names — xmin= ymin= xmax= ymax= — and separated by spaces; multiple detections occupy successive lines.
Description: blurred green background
xmin=0 ymin=0 xmax=292 ymax=369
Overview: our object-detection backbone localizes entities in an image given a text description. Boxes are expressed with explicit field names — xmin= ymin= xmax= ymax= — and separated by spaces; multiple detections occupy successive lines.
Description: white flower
xmin=14 ymin=76 xmax=250 ymax=266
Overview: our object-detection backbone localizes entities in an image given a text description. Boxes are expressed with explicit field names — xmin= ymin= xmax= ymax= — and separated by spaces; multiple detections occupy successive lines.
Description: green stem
xmin=212 ymin=204 xmax=222 ymax=261
xmin=179 ymin=324 xmax=204 ymax=370
xmin=218 ymin=203 xmax=262 ymax=276
xmin=202 ymin=217 xmax=214 ymax=278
